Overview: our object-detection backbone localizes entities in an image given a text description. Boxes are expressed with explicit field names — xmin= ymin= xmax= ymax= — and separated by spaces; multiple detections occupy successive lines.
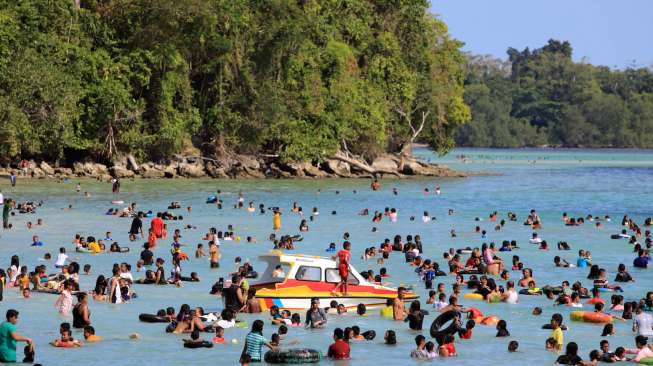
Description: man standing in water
xmin=112 ymin=178 xmax=120 ymax=194
xmin=393 ymin=287 xmax=407 ymax=321
xmin=0 ymin=309 xmax=32 ymax=363
xmin=333 ymin=242 xmax=351 ymax=296
xmin=3 ymin=199 xmax=12 ymax=229
xmin=150 ymin=213 xmax=164 ymax=238
xmin=272 ymin=209 xmax=281 ymax=231
xmin=9 ymin=172 xmax=16 ymax=187
xmin=209 ymin=241 xmax=220 ymax=268
xmin=129 ymin=212 xmax=144 ymax=241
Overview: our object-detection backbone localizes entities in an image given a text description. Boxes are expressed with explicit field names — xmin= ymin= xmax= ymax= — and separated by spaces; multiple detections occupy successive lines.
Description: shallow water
xmin=1 ymin=148 xmax=652 ymax=365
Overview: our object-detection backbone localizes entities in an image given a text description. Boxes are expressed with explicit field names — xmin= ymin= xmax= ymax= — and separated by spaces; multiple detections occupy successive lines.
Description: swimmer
xmin=195 ymin=243 xmax=206 ymax=258
xmin=83 ymin=326 xmax=102 ymax=342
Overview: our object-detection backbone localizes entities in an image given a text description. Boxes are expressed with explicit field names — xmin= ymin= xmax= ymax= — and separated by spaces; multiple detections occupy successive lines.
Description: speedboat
xmin=251 ymin=251 xmax=418 ymax=310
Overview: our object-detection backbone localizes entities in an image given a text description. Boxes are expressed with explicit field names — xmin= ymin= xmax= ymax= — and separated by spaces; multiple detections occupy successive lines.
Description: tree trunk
xmin=332 ymin=151 xmax=402 ymax=177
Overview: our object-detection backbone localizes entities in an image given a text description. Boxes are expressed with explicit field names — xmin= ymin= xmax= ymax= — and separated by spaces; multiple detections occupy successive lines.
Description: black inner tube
xmin=430 ymin=310 xmax=460 ymax=339
xmin=361 ymin=330 xmax=376 ymax=340
xmin=139 ymin=313 xmax=169 ymax=323
xmin=264 ymin=349 xmax=322 ymax=364
xmin=183 ymin=340 xmax=213 ymax=349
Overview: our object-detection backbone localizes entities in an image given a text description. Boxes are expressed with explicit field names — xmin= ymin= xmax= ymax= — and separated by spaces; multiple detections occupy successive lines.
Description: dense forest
xmin=2 ymin=2 xmax=652 ymax=168
xmin=457 ymin=40 xmax=653 ymax=148
xmin=0 ymin=0 xmax=469 ymax=165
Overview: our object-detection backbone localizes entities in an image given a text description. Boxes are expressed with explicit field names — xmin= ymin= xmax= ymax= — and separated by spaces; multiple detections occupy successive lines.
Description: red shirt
xmin=587 ymin=297 xmax=605 ymax=305
xmin=445 ymin=343 xmax=456 ymax=355
xmin=151 ymin=217 xmax=164 ymax=237
xmin=148 ymin=232 xmax=157 ymax=248
xmin=328 ymin=339 xmax=350 ymax=360
xmin=337 ymin=250 xmax=350 ymax=266
xmin=460 ymin=329 xmax=472 ymax=339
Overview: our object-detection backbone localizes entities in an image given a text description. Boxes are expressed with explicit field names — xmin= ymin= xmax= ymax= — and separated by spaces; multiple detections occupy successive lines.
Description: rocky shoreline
xmin=0 ymin=153 xmax=465 ymax=180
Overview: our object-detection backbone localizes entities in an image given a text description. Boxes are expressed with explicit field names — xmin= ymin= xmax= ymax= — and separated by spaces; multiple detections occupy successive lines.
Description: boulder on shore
xmin=110 ymin=165 xmax=134 ymax=178
xmin=177 ymin=162 xmax=206 ymax=178
xmin=39 ymin=161 xmax=54 ymax=175
xmin=371 ymin=155 xmax=398 ymax=172
xmin=322 ymin=159 xmax=350 ymax=177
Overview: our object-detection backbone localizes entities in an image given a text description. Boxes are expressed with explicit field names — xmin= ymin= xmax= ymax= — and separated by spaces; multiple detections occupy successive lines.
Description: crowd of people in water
xmin=1 ymin=177 xmax=653 ymax=365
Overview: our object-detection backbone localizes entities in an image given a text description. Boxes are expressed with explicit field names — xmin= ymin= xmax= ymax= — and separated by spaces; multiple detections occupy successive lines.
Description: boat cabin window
xmin=295 ymin=266 xmax=321 ymax=281
xmin=325 ymin=268 xmax=359 ymax=285
xmin=270 ymin=263 xmax=290 ymax=280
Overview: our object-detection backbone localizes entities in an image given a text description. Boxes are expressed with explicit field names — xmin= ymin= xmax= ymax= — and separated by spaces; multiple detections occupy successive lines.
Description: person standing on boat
xmin=333 ymin=241 xmax=351 ymax=296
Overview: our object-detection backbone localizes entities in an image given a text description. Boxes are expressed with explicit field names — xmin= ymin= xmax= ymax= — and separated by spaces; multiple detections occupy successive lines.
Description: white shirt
xmin=634 ymin=312 xmax=653 ymax=336
xmin=216 ymin=319 xmax=235 ymax=329
xmin=0 ymin=192 xmax=4 ymax=204
xmin=120 ymin=272 xmax=134 ymax=282
xmin=9 ymin=265 xmax=19 ymax=282
xmin=506 ymin=289 xmax=519 ymax=304
xmin=434 ymin=301 xmax=448 ymax=311
xmin=55 ymin=253 xmax=68 ymax=267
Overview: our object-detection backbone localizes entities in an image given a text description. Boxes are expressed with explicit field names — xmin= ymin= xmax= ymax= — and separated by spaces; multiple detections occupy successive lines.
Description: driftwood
xmin=332 ymin=152 xmax=401 ymax=177
xmin=127 ymin=154 xmax=139 ymax=171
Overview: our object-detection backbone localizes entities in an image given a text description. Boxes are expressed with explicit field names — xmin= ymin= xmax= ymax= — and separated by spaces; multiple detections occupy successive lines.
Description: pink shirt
xmin=625 ymin=346 xmax=653 ymax=362
xmin=483 ymin=249 xmax=494 ymax=265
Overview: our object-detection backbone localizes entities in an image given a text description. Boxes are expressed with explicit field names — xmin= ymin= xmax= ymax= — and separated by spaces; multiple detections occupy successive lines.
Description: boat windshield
xmin=256 ymin=259 xmax=291 ymax=284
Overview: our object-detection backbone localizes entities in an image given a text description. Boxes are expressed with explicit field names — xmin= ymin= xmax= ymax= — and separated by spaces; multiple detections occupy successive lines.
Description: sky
xmin=431 ymin=0 xmax=653 ymax=69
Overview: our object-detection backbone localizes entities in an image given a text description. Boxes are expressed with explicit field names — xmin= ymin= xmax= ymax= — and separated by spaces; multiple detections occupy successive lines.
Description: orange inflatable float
xmin=570 ymin=311 xmax=612 ymax=323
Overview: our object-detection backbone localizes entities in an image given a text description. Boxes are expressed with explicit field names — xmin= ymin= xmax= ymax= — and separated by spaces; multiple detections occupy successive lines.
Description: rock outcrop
xmin=5 ymin=152 xmax=465 ymax=181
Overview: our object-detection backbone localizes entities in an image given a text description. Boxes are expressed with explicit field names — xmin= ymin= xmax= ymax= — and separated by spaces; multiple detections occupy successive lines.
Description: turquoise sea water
xmin=1 ymin=148 xmax=652 ymax=365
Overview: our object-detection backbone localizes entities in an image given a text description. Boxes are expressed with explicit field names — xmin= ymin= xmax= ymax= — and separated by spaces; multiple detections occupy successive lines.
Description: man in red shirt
xmin=333 ymin=241 xmax=351 ymax=295
xmin=327 ymin=328 xmax=350 ymax=360
xmin=147 ymin=227 xmax=157 ymax=249
xmin=150 ymin=213 xmax=164 ymax=238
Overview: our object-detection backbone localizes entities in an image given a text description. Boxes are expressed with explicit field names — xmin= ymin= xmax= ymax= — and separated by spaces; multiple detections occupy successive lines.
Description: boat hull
xmin=257 ymin=295 xmax=417 ymax=311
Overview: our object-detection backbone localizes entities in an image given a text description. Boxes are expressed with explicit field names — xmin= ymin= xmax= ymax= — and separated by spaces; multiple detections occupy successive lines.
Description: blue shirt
xmin=634 ymin=256 xmax=649 ymax=268
xmin=31 ymin=241 xmax=44 ymax=247
xmin=245 ymin=332 xmax=267 ymax=361
xmin=576 ymin=258 xmax=589 ymax=268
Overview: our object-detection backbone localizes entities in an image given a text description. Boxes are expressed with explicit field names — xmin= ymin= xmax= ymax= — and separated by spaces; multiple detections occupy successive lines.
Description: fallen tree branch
xmin=332 ymin=152 xmax=402 ymax=177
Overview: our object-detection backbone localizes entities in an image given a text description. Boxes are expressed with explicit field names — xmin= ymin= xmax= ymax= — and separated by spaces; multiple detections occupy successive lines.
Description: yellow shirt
xmin=273 ymin=213 xmax=281 ymax=230
xmin=88 ymin=241 xmax=101 ymax=253
xmin=86 ymin=335 xmax=102 ymax=342
xmin=551 ymin=327 xmax=563 ymax=348
xmin=380 ymin=306 xmax=393 ymax=318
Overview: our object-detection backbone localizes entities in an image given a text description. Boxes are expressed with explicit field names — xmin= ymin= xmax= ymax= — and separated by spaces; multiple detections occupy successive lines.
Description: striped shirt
xmin=245 ymin=332 xmax=267 ymax=361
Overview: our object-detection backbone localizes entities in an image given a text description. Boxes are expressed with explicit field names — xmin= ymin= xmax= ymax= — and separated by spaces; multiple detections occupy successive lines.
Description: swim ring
xmin=264 ymin=349 xmax=322 ymax=364
xmin=570 ymin=311 xmax=612 ymax=323
xmin=183 ymin=340 xmax=213 ymax=349
xmin=463 ymin=293 xmax=484 ymax=300
xmin=139 ymin=313 xmax=169 ymax=323
xmin=430 ymin=310 xmax=460 ymax=339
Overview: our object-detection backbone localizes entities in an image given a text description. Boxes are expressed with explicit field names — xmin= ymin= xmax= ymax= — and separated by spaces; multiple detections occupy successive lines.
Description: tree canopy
xmin=0 ymin=0 xmax=469 ymax=164
xmin=457 ymin=40 xmax=653 ymax=148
